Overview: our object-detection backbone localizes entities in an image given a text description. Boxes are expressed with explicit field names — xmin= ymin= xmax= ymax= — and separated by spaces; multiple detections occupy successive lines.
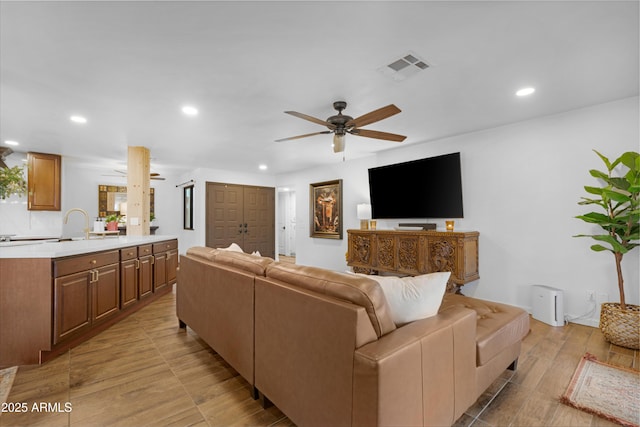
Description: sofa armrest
xmin=353 ymin=307 xmax=477 ymax=427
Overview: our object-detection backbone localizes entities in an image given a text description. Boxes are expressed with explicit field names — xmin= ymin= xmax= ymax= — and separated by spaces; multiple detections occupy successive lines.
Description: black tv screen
xmin=368 ymin=152 xmax=464 ymax=219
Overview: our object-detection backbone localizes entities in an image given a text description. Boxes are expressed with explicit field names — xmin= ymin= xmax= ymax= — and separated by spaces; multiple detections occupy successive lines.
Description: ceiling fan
xmin=276 ymin=101 xmax=407 ymax=153
xmin=103 ymin=170 xmax=166 ymax=180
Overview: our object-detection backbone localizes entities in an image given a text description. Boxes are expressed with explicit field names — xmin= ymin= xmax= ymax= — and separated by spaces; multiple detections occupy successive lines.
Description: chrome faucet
xmin=63 ymin=208 xmax=90 ymax=240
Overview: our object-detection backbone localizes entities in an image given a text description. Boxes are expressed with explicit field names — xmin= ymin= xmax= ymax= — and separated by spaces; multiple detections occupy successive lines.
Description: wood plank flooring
xmin=1 ymin=287 xmax=637 ymax=427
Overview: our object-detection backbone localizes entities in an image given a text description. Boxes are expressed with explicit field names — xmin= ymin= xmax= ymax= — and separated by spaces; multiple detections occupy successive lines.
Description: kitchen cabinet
xmin=138 ymin=244 xmax=154 ymax=298
xmin=27 ymin=152 xmax=61 ymax=211
xmin=121 ymin=244 xmax=154 ymax=302
xmin=0 ymin=236 xmax=179 ymax=367
xmin=153 ymin=239 xmax=177 ymax=292
xmin=120 ymin=247 xmax=139 ymax=308
xmin=53 ymin=250 xmax=120 ymax=344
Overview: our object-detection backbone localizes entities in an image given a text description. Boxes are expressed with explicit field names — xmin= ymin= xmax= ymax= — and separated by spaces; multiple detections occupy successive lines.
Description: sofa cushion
xmin=440 ymin=294 xmax=530 ymax=366
xmin=213 ymin=250 xmax=274 ymax=276
xmin=219 ymin=242 xmax=244 ymax=252
xmin=366 ymin=272 xmax=450 ymax=326
xmin=266 ymin=262 xmax=396 ymax=338
xmin=186 ymin=246 xmax=218 ymax=261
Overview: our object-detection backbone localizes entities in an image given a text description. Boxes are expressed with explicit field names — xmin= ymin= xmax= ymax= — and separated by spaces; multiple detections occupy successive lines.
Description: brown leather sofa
xmin=177 ymin=247 xmax=530 ymax=427
xmin=176 ymin=246 xmax=274 ymax=395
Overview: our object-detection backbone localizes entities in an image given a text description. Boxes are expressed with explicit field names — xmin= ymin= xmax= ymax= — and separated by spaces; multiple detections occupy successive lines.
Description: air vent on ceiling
xmin=378 ymin=51 xmax=430 ymax=81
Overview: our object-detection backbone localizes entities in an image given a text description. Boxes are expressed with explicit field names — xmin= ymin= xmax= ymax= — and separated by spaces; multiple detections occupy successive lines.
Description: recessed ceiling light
xmin=259 ymin=164 xmax=268 ymax=171
xmin=516 ymin=87 xmax=535 ymax=97
xmin=70 ymin=115 xmax=87 ymax=123
xmin=4 ymin=140 xmax=19 ymax=146
xmin=182 ymin=106 xmax=198 ymax=116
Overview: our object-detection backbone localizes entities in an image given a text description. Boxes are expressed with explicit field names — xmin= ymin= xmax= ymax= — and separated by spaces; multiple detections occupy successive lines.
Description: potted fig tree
xmin=575 ymin=150 xmax=639 ymax=349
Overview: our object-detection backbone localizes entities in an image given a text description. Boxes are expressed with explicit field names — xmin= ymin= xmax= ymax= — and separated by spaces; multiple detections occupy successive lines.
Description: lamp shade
xmin=333 ymin=134 xmax=346 ymax=153
xmin=357 ymin=203 xmax=372 ymax=220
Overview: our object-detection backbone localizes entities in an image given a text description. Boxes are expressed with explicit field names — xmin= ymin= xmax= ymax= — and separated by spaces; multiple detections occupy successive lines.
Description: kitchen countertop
xmin=0 ymin=235 xmax=178 ymax=258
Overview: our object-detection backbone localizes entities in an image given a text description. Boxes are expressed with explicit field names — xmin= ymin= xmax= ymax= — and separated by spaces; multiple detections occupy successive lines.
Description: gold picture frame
xmin=310 ymin=179 xmax=343 ymax=239
xmin=98 ymin=185 xmax=154 ymax=218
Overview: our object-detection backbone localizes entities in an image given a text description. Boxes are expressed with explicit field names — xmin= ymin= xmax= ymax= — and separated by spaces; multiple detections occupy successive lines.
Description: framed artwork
xmin=310 ymin=179 xmax=343 ymax=239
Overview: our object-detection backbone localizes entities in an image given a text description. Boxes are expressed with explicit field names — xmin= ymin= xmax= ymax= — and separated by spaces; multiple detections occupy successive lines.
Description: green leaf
xmin=602 ymin=189 xmax=631 ymax=203
xmin=619 ymin=151 xmax=639 ymax=170
xmin=576 ymin=212 xmax=611 ymax=223
xmin=584 ymin=186 xmax=604 ymax=195
xmin=610 ymin=177 xmax=630 ymax=191
xmin=591 ymin=234 xmax=628 ymax=252
xmin=593 ymin=150 xmax=612 ymax=170
xmin=590 ymin=244 xmax=611 ymax=252
xmin=589 ymin=169 xmax=609 ymax=181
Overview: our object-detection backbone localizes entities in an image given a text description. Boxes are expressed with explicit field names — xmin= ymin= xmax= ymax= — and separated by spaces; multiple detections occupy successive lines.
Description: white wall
xmin=276 ymin=155 xmax=377 ymax=270
xmin=277 ymin=97 xmax=640 ymax=327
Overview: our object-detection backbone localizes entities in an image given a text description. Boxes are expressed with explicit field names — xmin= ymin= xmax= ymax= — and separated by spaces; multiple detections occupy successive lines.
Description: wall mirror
xmin=98 ymin=185 xmax=154 ymax=218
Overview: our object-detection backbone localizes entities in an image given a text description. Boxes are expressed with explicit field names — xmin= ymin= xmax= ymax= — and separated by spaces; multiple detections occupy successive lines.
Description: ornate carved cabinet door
xmin=347 ymin=231 xmax=375 ymax=274
xmin=396 ymin=235 xmax=420 ymax=274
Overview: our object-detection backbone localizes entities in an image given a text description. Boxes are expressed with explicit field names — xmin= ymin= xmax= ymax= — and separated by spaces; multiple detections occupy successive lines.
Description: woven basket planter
xmin=600 ymin=303 xmax=640 ymax=350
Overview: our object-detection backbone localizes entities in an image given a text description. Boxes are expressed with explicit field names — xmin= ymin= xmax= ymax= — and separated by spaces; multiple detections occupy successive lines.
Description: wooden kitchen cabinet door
xmin=28 ymin=152 xmax=61 ymax=211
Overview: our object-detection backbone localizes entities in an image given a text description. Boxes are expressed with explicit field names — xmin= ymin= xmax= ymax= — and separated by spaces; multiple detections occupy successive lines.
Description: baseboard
xmin=566 ymin=316 xmax=599 ymax=328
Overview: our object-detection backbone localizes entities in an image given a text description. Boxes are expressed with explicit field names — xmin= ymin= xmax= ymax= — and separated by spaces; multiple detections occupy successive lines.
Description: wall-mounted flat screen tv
xmin=368 ymin=152 xmax=464 ymax=219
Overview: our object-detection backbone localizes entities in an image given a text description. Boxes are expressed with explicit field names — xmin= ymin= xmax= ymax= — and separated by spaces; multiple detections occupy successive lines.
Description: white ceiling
xmin=1 ymin=1 xmax=638 ymax=176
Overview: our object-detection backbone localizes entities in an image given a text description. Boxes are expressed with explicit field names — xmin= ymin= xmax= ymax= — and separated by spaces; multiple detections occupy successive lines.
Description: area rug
xmin=561 ymin=353 xmax=639 ymax=427
xmin=0 ymin=366 xmax=18 ymax=409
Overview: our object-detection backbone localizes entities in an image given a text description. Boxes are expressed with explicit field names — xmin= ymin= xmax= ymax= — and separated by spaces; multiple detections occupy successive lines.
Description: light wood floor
xmin=2 ymin=287 xmax=637 ymax=427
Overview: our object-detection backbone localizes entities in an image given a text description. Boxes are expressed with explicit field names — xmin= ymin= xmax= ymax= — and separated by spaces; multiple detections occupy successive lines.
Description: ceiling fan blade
xmin=151 ymin=176 xmax=166 ymax=180
xmin=346 ymin=104 xmax=401 ymax=128
xmin=285 ymin=111 xmax=336 ymax=129
xmin=351 ymin=129 xmax=407 ymax=142
xmin=275 ymin=131 xmax=331 ymax=142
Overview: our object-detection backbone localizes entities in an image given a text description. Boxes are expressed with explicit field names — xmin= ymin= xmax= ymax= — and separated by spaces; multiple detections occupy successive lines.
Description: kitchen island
xmin=0 ymin=235 xmax=178 ymax=367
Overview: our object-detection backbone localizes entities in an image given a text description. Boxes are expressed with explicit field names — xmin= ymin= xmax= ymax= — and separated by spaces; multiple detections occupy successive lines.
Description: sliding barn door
xmin=206 ymin=182 xmax=275 ymax=258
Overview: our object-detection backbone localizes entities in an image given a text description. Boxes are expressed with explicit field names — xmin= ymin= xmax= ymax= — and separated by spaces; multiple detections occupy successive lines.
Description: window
xmin=183 ymin=185 xmax=194 ymax=230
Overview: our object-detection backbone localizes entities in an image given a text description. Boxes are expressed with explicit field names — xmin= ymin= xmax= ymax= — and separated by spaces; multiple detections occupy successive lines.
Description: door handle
xmin=89 ymin=269 xmax=99 ymax=283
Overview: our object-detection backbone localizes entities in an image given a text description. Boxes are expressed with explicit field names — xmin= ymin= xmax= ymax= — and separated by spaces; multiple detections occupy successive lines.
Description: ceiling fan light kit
xmin=277 ymin=101 xmax=406 ymax=153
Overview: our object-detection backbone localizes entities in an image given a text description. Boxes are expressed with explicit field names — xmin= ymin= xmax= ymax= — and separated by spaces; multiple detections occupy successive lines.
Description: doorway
xmin=205 ymin=182 xmax=275 ymax=258
xmin=277 ymin=188 xmax=296 ymax=260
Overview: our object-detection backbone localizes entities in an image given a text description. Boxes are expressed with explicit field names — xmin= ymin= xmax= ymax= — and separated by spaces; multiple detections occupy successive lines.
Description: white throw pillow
xmin=367 ymin=272 xmax=451 ymax=326
xmin=219 ymin=243 xmax=244 ymax=252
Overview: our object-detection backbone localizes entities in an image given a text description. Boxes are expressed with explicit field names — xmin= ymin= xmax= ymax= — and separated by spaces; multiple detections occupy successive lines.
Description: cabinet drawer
xmin=153 ymin=240 xmax=177 ymax=253
xmin=120 ymin=247 xmax=138 ymax=261
xmin=54 ymin=250 xmax=119 ymax=277
xmin=138 ymin=244 xmax=153 ymax=257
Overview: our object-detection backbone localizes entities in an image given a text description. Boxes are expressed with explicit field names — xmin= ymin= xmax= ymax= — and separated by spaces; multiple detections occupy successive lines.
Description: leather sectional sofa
xmin=177 ymin=247 xmax=530 ymax=427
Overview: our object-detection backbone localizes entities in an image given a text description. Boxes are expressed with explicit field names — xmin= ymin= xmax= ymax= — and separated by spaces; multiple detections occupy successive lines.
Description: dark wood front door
xmin=206 ymin=182 xmax=275 ymax=258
